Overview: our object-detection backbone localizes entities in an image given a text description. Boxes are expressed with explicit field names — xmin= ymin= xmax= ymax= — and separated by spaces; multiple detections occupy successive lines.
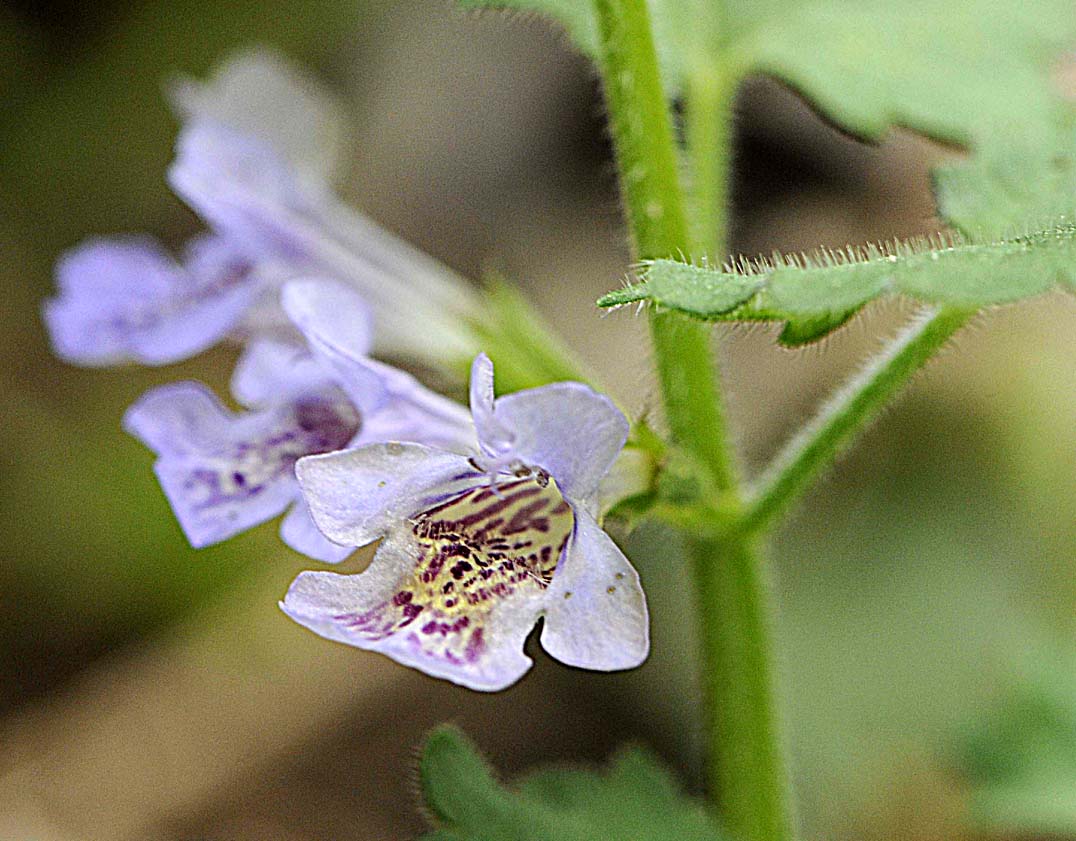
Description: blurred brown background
xmin=0 ymin=1 xmax=1073 ymax=839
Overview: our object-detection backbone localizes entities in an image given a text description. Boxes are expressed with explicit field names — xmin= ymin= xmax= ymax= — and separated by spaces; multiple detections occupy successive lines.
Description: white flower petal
xmin=295 ymin=443 xmax=477 ymax=548
xmin=124 ymin=381 xmax=233 ymax=456
xmin=230 ymin=338 xmax=333 ymax=409
xmin=492 ymin=383 xmax=629 ymax=501
xmin=154 ymin=459 xmax=295 ymax=549
xmin=469 ymin=352 xmax=512 ymax=456
xmin=280 ymin=278 xmax=374 ymax=365
xmin=280 ymin=499 xmax=353 ymax=564
xmin=125 ymin=382 xmax=359 ymax=550
xmin=282 ymin=521 xmax=547 ymax=692
xmin=169 ymin=122 xmax=480 ymax=366
xmin=45 ymin=236 xmax=258 ymax=367
xmin=541 ymin=509 xmax=649 ymax=672
xmin=170 ymin=48 xmax=346 ymax=185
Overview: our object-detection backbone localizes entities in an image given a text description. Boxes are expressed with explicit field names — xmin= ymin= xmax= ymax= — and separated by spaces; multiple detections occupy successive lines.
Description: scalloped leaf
xmin=936 ymin=108 xmax=1076 ymax=237
xmin=459 ymin=0 xmax=1075 ymax=149
xmin=598 ymin=222 xmax=1076 ymax=345
xmin=418 ymin=726 xmax=725 ymax=841
xmin=741 ymin=0 xmax=1074 ymax=147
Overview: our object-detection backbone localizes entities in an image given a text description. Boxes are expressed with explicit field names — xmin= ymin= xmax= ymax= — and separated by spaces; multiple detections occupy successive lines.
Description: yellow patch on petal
xmin=336 ymin=473 xmax=574 ymax=667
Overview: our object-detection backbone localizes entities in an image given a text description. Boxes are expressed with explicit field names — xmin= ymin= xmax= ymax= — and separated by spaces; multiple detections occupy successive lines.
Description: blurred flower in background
xmin=0 ymin=1 xmax=1072 ymax=840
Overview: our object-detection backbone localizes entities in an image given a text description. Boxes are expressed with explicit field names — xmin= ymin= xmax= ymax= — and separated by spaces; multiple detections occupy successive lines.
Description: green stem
xmin=650 ymin=312 xmax=739 ymax=489
xmin=685 ymin=66 xmax=738 ymax=258
xmin=592 ymin=0 xmax=737 ymax=491
xmin=592 ymin=3 xmax=795 ymax=840
xmin=743 ymin=306 xmax=973 ymax=534
xmin=593 ymin=0 xmax=687 ymax=258
xmin=690 ymin=534 xmax=794 ymax=841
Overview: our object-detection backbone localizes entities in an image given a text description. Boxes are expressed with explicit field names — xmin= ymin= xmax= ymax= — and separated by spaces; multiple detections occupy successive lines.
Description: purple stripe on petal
xmin=126 ymin=381 xmax=360 ymax=549
xmin=282 ymin=473 xmax=572 ymax=690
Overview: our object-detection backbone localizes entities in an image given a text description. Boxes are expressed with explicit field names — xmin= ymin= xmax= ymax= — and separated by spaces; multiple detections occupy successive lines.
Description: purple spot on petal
xmin=334 ymin=475 xmax=574 ymax=673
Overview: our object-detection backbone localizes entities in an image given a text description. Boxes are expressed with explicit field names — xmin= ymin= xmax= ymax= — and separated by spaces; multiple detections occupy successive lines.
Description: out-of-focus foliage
xmin=626 ymin=344 xmax=1076 ymax=837
xmin=0 ymin=6 xmax=42 ymax=113
xmin=936 ymin=110 xmax=1076 ymax=237
xmin=419 ymin=726 xmax=725 ymax=841
xmin=461 ymin=0 xmax=1075 ymax=148
xmin=469 ymin=278 xmax=593 ymax=393
xmin=957 ymin=643 xmax=1076 ymax=836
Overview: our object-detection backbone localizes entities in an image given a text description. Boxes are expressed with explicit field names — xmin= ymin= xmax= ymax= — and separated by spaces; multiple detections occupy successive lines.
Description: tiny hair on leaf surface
xmin=598 ymin=220 xmax=1076 ymax=346
xmin=418 ymin=725 xmax=726 ymax=841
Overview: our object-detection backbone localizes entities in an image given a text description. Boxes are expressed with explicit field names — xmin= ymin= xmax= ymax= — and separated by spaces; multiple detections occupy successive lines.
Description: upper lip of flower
xmin=168 ymin=117 xmax=483 ymax=367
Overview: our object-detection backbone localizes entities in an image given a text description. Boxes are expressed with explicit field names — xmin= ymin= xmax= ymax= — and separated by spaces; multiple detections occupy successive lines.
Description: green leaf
xmin=598 ymin=221 xmax=1076 ymax=345
xmin=936 ymin=108 xmax=1076 ymax=237
xmin=956 ymin=645 xmax=1076 ymax=836
xmin=740 ymin=0 xmax=1074 ymax=147
xmin=460 ymin=0 xmax=1075 ymax=148
xmin=419 ymin=725 xmax=726 ymax=841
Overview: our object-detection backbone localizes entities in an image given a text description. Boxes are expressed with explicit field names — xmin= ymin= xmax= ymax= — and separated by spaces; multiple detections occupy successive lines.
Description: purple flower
xmin=44 ymin=50 xmax=349 ymax=369
xmin=282 ymin=354 xmax=649 ymax=691
xmin=124 ymin=377 xmax=361 ymax=561
xmin=280 ymin=279 xmax=476 ymax=453
xmin=169 ymin=48 xmax=346 ymax=188
xmin=125 ymin=279 xmax=476 ymax=562
xmin=44 ymin=234 xmax=262 ymax=366
xmin=168 ymin=99 xmax=482 ymax=367
xmin=46 ymin=49 xmax=485 ymax=372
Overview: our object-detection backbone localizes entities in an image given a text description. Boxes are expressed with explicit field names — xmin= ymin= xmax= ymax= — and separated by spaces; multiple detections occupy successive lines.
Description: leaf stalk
xmin=743 ymin=305 xmax=974 ymax=533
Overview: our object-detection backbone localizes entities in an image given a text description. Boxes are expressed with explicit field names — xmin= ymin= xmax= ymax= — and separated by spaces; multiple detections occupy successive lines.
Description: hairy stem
xmin=743 ymin=306 xmax=973 ymax=533
xmin=592 ymin=2 xmax=795 ymax=839
xmin=592 ymin=0 xmax=737 ymax=490
xmin=690 ymin=534 xmax=794 ymax=841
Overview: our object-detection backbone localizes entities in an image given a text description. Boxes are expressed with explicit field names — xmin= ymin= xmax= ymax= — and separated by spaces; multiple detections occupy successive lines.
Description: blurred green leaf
xmin=958 ymin=644 xmax=1076 ymax=836
xmin=469 ymin=277 xmax=594 ymax=393
xmin=419 ymin=725 xmax=726 ymax=841
xmin=936 ymin=109 xmax=1076 ymax=237
xmin=0 ymin=7 xmax=45 ymax=114
xmin=460 ymin=0 xmax=1074 ymax=147
xmin=1 ymin=386 xmax=263 ymax=629
xmin=0 ymin=0 xmax=371 ymax=249
xmin=598 ymin=220 xmax=1076 ymax=344
xmin=740 ymin=0 xmax=1074 ymax=147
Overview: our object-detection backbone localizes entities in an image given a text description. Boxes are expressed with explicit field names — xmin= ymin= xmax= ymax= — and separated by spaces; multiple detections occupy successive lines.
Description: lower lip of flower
xmin=335 ymin=473 xmax=574 ymax=664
